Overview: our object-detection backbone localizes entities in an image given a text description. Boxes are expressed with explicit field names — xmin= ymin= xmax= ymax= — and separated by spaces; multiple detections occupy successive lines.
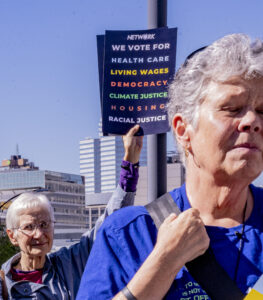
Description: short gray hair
xmin=167 ymin=33 xmax=263 ymax=163
xmin=6 ymin=192 xmax=54 ymax=230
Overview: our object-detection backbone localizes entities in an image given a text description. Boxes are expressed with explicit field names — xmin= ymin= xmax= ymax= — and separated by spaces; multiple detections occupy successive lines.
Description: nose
xmin=32 ymin=226 xmax=44 ymax=237
xmin=238 ymin=109 xmax=262 ymax=133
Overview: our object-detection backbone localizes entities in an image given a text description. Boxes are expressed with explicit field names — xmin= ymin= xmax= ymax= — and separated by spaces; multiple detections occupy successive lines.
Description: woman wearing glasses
xmin=1 ymin=125 xmax=143 ymax=300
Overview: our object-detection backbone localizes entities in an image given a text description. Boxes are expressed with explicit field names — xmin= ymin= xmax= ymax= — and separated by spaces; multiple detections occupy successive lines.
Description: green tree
xmin=0 ymin=225 xmax=19 ymax=266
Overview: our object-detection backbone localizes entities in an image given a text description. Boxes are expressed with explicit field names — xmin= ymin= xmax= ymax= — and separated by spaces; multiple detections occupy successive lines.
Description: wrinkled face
xmin=9 ymin=207 xmax=54 ymax=258
xmin=187 ymin=77 xmax=263 ymax=182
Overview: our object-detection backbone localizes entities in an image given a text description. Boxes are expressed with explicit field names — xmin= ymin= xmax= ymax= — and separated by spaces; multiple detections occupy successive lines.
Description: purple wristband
xmin=119 ymin=160 xmax=139 ymax=192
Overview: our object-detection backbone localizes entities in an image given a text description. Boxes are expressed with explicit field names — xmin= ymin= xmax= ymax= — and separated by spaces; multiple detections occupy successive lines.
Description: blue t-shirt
xmin=77 ymin=184 xmax=263 ymax=300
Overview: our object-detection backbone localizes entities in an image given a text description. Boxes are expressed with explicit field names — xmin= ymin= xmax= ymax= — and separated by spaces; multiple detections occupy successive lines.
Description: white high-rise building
xmin=79 ymin=138 xmax=101 ymax=194
xmin=80 ymin=123 xmax=147 ymax=197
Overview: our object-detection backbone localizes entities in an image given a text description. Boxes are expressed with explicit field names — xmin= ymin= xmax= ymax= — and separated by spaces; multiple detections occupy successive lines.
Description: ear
xmin=172 ymin=114 xmax=192 ymax=149
xmin=6 ymin=229 xmax=19 ymax=246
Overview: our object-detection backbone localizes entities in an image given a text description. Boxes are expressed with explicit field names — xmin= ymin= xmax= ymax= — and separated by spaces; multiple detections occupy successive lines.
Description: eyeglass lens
xmin=19 ymin=221 xmax=54 ymax=235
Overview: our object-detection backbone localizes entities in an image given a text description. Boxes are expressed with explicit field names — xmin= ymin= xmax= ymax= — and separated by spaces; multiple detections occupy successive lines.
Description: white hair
xmin=167 ymin=33 xmax=263 ymax=164
xmin=6 ymin=192 xmax=54 ymax=230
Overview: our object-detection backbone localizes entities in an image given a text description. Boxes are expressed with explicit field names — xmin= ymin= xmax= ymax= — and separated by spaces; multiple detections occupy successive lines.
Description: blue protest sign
xmin=97 ymin=27 xmax=177 ymax=135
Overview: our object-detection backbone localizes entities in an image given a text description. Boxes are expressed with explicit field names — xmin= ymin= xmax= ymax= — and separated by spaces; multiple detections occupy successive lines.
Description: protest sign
xmin=97 ymin=27 xmax=177 ymax=135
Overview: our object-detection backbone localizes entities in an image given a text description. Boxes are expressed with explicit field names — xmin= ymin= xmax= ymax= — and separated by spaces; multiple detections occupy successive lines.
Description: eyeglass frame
xmin=11 ymin=220 xmax=56 ymax=236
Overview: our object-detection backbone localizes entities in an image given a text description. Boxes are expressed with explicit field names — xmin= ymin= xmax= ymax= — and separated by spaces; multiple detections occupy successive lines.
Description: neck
xmin=16 ymin=253 xmax=46 ymax=271
xmin=185 ymin=165 xmax=253 ymax=228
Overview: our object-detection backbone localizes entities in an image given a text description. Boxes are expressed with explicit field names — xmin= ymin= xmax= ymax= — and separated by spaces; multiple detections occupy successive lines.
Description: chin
xmin=29 ymin=244 xmax=51 ymax=256
xmin=228 ymin=160 xmax=263 ymax=181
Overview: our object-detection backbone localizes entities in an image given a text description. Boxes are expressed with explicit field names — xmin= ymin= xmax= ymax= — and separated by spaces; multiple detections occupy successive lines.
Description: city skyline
xmin=1 ymin=1 xmax=263 ymax=184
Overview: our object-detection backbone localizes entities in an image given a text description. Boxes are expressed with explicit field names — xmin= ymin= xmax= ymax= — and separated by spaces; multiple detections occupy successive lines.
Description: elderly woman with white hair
xmin=1 ymin=125 xmax=143 ymax=299
xmin=77 ymin=33 xmax=263 ymax=299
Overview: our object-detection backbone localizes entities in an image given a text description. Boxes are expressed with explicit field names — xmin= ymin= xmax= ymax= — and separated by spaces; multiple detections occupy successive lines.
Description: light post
xmin=147 ymin=0 xmax=167 ymax=202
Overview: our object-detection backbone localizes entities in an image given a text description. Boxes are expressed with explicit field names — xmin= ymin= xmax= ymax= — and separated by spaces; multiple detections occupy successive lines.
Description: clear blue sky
xmin=1 ymin=0 xmax=263 ymax=184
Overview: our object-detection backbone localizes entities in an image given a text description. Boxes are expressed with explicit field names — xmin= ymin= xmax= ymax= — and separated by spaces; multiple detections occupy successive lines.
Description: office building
xmin=79 ymin=122 xmax=147 ymax=228
xmin=79 ymin=124 xmax=147 ymax=197
xmin=0 ymin=155 xmax=87 ymax=237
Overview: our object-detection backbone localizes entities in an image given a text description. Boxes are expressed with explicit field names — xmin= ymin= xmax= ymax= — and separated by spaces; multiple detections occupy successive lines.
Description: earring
xmin=184 ymin=148 xmax=189 ymax=157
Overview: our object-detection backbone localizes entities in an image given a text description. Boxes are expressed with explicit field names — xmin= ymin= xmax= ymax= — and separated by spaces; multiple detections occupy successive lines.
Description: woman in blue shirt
xmin=77 ymin=33 xmax=263 ymax=299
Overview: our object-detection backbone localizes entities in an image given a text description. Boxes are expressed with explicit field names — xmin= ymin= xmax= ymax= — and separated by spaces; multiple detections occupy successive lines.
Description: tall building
xmin=80 ymin=123 xmax=147 ymax=198
xmin=0 ymin=155 xmax=87 ymax=236
xmin=80 ymin=123 xmax=147 ymax=229
xmin=79 ymin=138 xmax=101 ymax=194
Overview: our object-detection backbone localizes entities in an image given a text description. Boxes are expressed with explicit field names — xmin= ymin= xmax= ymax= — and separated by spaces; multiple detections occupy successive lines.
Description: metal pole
xmin=147 ymin=0 xmax=167 ymax=202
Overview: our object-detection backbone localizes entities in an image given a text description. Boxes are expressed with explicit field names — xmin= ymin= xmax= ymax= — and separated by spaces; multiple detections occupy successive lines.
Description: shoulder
xmin=169 ymin=185 xmax=189 ymax=211
xmin=101 ymin=186 xmax=185 ymax=234
xmin=250 ymin=184 xmax=263 ymax=211
xmin=77 ymin=208 xmax=157 ymax=299
xmin=93 ymin=205 xmax=158 ymax=254
xmin=100 ymin=205 xmax=154 ymax=233
xmin=48 ymin=234 xmax=91 ymax=262
xmin=1 ymin=253 xmax=20 ymax=274
xmin=248 ymin=184 xmax=263 ymax=227
xmin=250 ymin=184 xmax=263 ymax=197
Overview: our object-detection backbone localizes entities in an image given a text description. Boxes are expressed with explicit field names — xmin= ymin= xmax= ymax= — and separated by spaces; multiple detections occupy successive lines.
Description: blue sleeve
xmin=49 ymin=233 xmax=93 ymax=298
xmin=76 ymin=207 xmax=157 ymax=300
xmin=47 ymin=186 xmax=135 ymax=298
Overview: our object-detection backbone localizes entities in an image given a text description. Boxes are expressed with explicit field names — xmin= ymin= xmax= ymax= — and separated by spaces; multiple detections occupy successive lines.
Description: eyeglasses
xmin=12 ymin=220 xmax=55 ymax=236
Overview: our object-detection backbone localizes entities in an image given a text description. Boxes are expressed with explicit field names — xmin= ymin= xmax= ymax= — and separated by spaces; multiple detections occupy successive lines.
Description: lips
xmin=31 ymin=241 xmax=48 ymax=247
xmin=233 ymin=143 xmax=259 ymax=151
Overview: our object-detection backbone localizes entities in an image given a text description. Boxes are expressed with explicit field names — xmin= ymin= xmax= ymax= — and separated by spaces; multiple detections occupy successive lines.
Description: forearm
xmin=113 ymin=246 xmax=182 ymax=300
xmin=114 ymin=210 xmax=210 ymax=300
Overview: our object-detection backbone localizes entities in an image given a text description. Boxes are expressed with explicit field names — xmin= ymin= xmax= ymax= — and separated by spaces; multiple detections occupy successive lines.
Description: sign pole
xmin=147 ymin=0 xmax=167 ymax=202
